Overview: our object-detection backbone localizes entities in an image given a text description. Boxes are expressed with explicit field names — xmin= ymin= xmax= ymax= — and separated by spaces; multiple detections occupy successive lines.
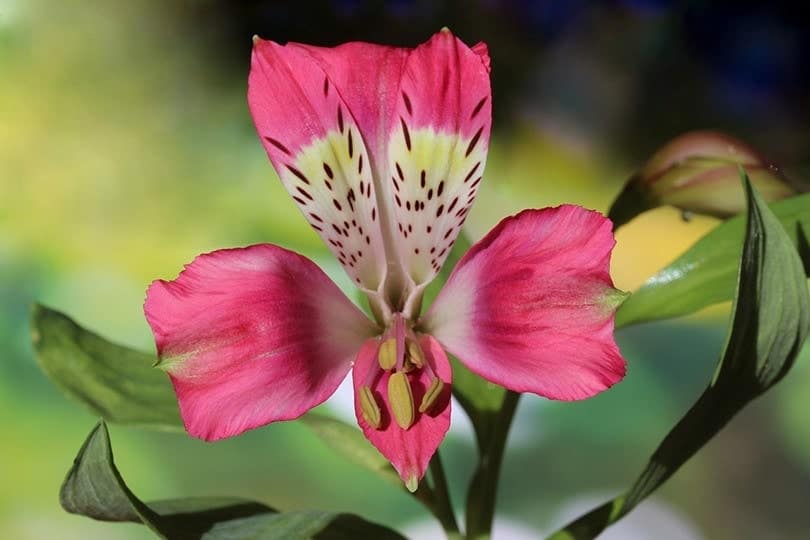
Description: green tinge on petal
xmin=600 ymin=287 xmax=631 ymax=314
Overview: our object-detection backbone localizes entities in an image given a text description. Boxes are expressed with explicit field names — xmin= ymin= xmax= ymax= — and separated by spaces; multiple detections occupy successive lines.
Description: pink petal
xmin=422 ymin=207 xmax=627 ymax=401
xmin=248 ymin=39 xmax=395 ymax=290
xmin=249 ymin=30 xmax=492 ymax=303
xmin=144 ymin=244 xmax=378 ymax=441
xmin=352 ymin=335 xmax=451 ymax=488
xmin=384 ymin=30 xmax=492 ymax=286
xmin=396 ymin=31 xmax=491 ymax=139
xmin=290 ymin=41 xmax=409 ymax=170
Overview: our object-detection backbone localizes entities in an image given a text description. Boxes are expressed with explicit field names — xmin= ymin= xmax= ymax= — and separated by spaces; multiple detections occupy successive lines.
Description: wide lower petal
xmin=422 ymin=206 xmax=626 ymax=401
xmin=352 ymin=335 xmax=451 ymax=489
xmin=144 ymin=244 xmax=378 ymax=441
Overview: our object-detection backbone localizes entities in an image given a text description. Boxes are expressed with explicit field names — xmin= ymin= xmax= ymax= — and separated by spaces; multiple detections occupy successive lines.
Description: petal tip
xmin=603 ymin=287 xmax=631 ymax=312
xmin=471 ymin=41 xmax=491 ymax=72
xmin=405 ymin=472 xmax=419 ymax=493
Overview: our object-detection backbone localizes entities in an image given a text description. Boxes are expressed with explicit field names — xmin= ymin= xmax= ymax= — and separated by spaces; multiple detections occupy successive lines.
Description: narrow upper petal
xmin=352 ymin=335 xmax=451 ymax=487
xmin=248 ymin=39 xmax=394 ymax=291
xmin=422 ymin=207 xmax=626 ymax=401
xmin=289 ymin=41 xmax=409 ymax=169
xmin=248 ymin=30 xmax=492 ymax=309
xmin=384 ymin=30 xmax=492 ymax=286
xmin=144 ymin=244 xmax=378 ymax=441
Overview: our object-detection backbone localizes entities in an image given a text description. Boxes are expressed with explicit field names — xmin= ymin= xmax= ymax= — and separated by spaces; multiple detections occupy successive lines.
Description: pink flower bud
xmin=609 ymin=131 xmax=798 ymax=227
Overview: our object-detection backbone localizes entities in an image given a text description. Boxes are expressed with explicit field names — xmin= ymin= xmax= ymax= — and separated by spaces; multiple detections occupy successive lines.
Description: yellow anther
xmin=406 ymin=339 xmax=425 ymax=368
xmin=401 ymin=359 xmax=417 ymax=373
xmin=358 ymin=386 xmax=381 ymax=429
xmin=377 ymin=338 xmax=398 ymax=371
xmin=419 ymin=377 xmax=445 ymax=413
xmin=387 ymin=372 xmax=415 ymax=430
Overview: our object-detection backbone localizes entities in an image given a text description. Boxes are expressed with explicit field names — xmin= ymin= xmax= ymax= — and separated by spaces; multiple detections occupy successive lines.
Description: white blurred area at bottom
xmin=548 ymin=496 xmax=704 ymax=540
xmin=403 ymin=496 xmax=703 ymax=540
xmin=325 ymin=373 xmax=548 ymax=447
xmin=403 ymin=517 xmax=538 ymax=540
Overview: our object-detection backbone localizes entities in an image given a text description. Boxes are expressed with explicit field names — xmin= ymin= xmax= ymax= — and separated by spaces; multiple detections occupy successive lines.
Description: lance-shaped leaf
xmin=547 ymin=172 xmax=810 ymax=540
xmin=32 ymin=304 xmax=182 ymax=430
xmin=616 ymin=192 xmax=810 ymax=327
xmin=299 ymin=412 xmax=400 ymax=486
xmin=61 ymin=421 xmax=405 ymax=540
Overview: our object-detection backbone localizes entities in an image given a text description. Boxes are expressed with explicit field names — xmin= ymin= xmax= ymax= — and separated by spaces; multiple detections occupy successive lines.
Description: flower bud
xmin=609 ymin=131 xmax=798 ymax=228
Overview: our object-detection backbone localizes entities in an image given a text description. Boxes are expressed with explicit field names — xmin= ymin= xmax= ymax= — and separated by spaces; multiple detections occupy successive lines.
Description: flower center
xmin=357 ymin=313 xmax=444 ymax=430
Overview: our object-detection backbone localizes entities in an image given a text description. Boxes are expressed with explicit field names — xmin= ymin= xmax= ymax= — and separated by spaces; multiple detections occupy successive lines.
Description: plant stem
xmin=465 ymin=391 xmax=521 ymax=540
xmin=429 ymin=452 xmax=462 ymax=540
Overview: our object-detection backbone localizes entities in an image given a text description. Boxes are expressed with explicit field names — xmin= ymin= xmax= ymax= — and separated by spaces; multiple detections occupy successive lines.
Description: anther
xmin=387 ymin=372 xmax=415 ymax=430
xmin=406 ymin=339 xmax=425 ymax=368
xmin=358 ymin=386 xmax=381 ymax=429
xmin=400 ymin=359 xmax=416 ymax=373
xmin=377 ymin=338 xmax=397 ymax=370
xmin=419 ymin=377 xmax=445 ymax=413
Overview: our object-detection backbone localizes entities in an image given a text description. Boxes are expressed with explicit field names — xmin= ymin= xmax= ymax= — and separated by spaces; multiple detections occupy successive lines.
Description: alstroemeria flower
xmin=144 ymin=30 xmax=626 ymax=491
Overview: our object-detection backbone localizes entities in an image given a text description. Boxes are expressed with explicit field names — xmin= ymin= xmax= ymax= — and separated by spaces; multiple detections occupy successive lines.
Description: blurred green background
xmin=3 ymin=0 xmax=810 ymax=538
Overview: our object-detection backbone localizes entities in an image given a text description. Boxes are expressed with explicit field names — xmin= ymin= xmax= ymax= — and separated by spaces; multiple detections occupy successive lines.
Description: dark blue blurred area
xmin=684 ymin=3 xmax=809 ymax=114
xmin=190 ymin=0 xmax=810 ymax=164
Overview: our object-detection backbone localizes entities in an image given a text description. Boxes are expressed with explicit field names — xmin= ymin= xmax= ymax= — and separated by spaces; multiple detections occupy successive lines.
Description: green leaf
xmin=32 ymin=304 xmax=182 ymax=430
xmin=547 ymin=172 xmax=810 ymax=539
xmin=62 ymin=421 xmax=406 ymax=540
xmin=299 ymin=412 xmax=400 ymax=486
xmin=201 ymin=510 xmax=406 ymax=540
xmin=61 ymin=420 xmax=275 ymax=538
xmin=616 ymin=192 xmax=810 ymax=327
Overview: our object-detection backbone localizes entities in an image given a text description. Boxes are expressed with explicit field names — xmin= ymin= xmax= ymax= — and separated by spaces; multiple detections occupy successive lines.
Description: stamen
xmin=406 ymin=338 xmax=425 ymax=368
xmin=387 ymin=372 xmax=415 ymax=430
xmin=400 ymin=359 xmax=417 ymax=373
xmin=358 ymin=385 xmax=381 ymax=429
xmin=377 ymin=338 xmax=397 ymax=370
xmin=419 ymin=377 xmax=445 ymax=413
